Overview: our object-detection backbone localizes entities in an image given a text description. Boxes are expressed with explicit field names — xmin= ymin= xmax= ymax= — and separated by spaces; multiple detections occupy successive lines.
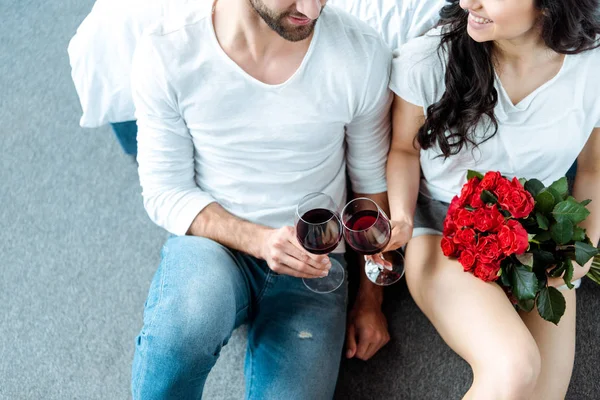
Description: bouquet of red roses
xmin=442 ymin=170 xmax=599 ymax=324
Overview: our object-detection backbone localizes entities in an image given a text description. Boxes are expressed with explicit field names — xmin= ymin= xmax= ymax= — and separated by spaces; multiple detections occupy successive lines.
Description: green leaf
xmin=535 ymin=212 xmax=549 ymax=230
xmin=480 ymin=190 xmax=498 ymax=205
xmin=550 ymin=219 xmax=574 ymax=245
xmin=519 ymin=178 xmax=528 ymax=187
xmin=500 ymin=267 xmax=512 ymax=287
xmin=532 ymin=249 xmax=555 ymax=267
xmin=581 ymin=199 xmax=592 ymax=207
xmin=563 ymin=259 xmax=574 ymax=290
xmin=525 ymin=179 xmax=545 ymax=197
xmin=533 ymin=231 xmax=552 ymax=243
xmin=536 ymin=287 xmax=566 ymax=325
xmin=511 ymin=265 xmax=538 ymax=301
xmin=535 ymin=190 xmax=556 ymax=214
xmin=548 ymin=262 xmax=567 ymax=278
xmin=586 ymin=256 xmax=600 ymax=286
xmin=516 ymin=253 xmax=534 ymax=269
xmin=572 ymin=227 xmax=586 ymax=242
xmin=574 ymin=241 xmax=599 ymax=266
xmin=547 ymin=188 xmax=564 ymax=204
xmin=467 ymin=170 xmax=484 ymax=180
xmin=549 ymin=177 xmax=569 ymax=200
xmin=518 ymin=298 xmax=535 ymax=312
xmin=552 ymin=199 xmax=591 ymax=225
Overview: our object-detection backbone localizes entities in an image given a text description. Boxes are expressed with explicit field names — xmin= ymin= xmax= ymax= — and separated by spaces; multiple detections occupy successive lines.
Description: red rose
xmin=480 ymin=171 xmax=502 ymax=191
xmin=453 ymin=228 xmax=477 ymax=248
xmin=494 ymin=177 xmax=513 ymax=199
xmin=477 ymin=234 xmax=505 ymax=264
xmin=443 ymin=216 xmax=458 ymax=237
xmin=443 ymin=196 xmax=461 ymax=236
xmin=459 ymin=177 xmax=481 ymax=206
xmin=469 ymin=186 xmax=484 ymax=209
xmin=498 ymin=178 xmax=535 ymax=219
xmin=473 ymin=260 xmax=502 ymax=282
xmin=498 ymin=219 xmax=530 ymax=255
xmin=459 ymin=247 xmax=477 ymax=271
xmin=441 ymin=236 xmax=458 ymax=257
xmin=455 ymin=208 xmax=474 ymax=228
xmin=448 ymin=195 xmax=461 ymax=217
xmin=473 ymin=204 xmax=505 ymax=233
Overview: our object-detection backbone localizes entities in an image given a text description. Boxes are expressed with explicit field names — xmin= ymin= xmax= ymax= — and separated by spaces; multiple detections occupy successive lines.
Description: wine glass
xmin=341 ymin=198 xmax=404 ymax=286
xmin=295 ymin=193 xmax=345 ymax=293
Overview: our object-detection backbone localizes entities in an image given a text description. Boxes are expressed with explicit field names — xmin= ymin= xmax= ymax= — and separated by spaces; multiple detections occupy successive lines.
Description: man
xmin=130 ymin=0 xmax=393 ymax=398
xmin=68 ymin=0 xmax=445 ymax=156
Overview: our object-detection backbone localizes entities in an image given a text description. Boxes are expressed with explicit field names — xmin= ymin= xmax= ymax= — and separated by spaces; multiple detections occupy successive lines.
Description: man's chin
xmin=278 ymin=23 xmax=315 ymax=42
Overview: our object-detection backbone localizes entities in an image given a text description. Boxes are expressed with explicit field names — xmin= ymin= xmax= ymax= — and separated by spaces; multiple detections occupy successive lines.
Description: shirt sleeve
xmin=389 ymin=32 xmax=444 ymax=108
xmin=131 ymin=34 xmax=216 ymax=236
xmin=345 ymin=37 xmax=393 ymax=195
xmin=400 ymin=0 xmax=446 ymax=43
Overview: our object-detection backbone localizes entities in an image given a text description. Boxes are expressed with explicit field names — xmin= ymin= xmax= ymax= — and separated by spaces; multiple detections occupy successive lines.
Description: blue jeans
xmin=110 ymin=121 xmax=138 ymax=156
xmin=132 ymin=236 xmax=348 ymax=399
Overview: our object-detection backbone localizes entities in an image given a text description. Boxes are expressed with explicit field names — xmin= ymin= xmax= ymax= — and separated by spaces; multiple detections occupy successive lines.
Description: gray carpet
xmin=1 ymin=1 xmax=598 ymax=399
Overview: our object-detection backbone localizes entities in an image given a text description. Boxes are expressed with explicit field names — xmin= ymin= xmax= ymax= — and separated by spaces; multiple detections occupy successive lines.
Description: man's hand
xmin=345 ymin=298 xmax=390 ymax=361
xmin=261 ymin=226 xmax=331 ymax=278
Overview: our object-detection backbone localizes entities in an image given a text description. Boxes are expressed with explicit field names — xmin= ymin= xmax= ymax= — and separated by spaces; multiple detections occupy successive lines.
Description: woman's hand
xmin=385 ymin=219 xmax=414 ymax=252
xmin=366 ymin=219 xmax=414 ymax=270
xmin=547 ymin=259 xmax=593 ymax=288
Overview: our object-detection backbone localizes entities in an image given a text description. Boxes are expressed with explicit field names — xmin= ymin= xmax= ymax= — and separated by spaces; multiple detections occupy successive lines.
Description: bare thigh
xmin=404 ymin=235 xmax=541 ymax=398
xmin=519 ymin=289 xmax=576 ymax=400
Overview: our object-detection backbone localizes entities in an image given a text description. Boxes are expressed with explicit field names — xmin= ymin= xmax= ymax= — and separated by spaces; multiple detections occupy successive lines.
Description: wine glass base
xmin=365 ymin=249 xmax=405 ymax=286
xmin=303 ymin=262 xmax=345 ymax=294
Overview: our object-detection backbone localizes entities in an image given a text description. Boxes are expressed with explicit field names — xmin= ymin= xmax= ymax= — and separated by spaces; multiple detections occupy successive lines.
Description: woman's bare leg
xmin=519 ymin=289 xmax=576 ymax=400
xmin=404 ymin=235 xmax=541 ymax=400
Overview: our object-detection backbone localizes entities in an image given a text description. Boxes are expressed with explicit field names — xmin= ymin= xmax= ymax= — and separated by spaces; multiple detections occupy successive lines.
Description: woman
xmin=386 ymin=0 xmax=600 ymax=398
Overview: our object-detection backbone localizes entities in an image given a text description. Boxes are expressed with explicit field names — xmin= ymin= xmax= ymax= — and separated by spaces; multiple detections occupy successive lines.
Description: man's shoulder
xmin=135 ymin=2 xmax=213 ymax=67
xmin=142 ymin=1 xmax=213 ymax=40
xmin=320 ymin=5 xmax=391 ymax=64
xmin=323 ymin=5 xmax=385 ymax=44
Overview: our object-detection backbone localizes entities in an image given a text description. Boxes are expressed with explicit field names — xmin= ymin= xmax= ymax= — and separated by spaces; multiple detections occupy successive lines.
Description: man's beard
xmin=249 ymin=0 xmax=322 ymax=42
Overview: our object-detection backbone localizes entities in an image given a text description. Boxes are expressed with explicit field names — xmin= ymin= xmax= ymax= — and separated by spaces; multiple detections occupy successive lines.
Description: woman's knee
xmin=475 ymin=342 xmax=541 ymax=399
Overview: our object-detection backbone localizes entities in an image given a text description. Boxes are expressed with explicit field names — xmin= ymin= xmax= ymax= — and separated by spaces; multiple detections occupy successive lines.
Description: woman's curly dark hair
xmin=418 ymin=0 xmax=600 ymax=158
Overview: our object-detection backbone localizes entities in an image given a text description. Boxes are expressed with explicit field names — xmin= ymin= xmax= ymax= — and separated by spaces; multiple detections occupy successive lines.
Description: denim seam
xmin=145 ymin=247 xmax=168 ymax=333
xmin=246 ymin=340 xmax=255 ymax=400
xmin=133 ymin=246 xmax=169 ymax=399
xmin=255 ymin=269 xmax=275 ymax=305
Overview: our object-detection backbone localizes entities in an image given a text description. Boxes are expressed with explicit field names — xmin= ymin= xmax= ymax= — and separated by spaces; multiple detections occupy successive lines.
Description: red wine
xmin=296 ymin=208 xmax=342 ymax=255
xmin=344 ymin=209 xmax=391 ymax=255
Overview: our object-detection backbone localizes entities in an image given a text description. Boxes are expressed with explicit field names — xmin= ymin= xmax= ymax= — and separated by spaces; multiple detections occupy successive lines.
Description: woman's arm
xmin=549 ymin=128 xmax=600 ymax=286
xmin=385 ymin=95 xmax=425 ymax=249
xmin=570 ymin=127 xmax=600 ymax=278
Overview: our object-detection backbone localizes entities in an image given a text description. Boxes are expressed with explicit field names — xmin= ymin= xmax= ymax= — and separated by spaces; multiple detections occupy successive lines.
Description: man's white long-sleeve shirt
xmin=131 ymin=5 xmax=392 ymax=240
xmin=68 ymin=0 xmax=444 ymax=128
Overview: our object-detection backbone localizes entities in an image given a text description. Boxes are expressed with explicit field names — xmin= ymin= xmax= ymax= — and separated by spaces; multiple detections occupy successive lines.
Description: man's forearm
xmin=186 ymin=202 xmax=271 ymax=259
xmin=352 ymin=191 xmax=389 ymax=305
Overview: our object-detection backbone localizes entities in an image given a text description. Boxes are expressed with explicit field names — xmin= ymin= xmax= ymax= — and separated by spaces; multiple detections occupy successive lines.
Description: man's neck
xmin=213 ymin=0 xmax=313 ymax=62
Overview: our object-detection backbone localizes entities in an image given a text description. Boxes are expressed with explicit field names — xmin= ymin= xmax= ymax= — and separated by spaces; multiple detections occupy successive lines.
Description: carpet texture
xmin=1 ymin=1 xmax=598 ymax=399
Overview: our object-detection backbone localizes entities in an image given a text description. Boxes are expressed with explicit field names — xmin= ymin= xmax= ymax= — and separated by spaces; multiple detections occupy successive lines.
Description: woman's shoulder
xmin=565 ymin=40 xmax=600 ymax=84
xmin=567 ymin=43 xmax=600 ymax=121
xmin=390 ymin=27 xmax=447 ymax=107
xmin=394 ymin=27 xmax=445 ymax=68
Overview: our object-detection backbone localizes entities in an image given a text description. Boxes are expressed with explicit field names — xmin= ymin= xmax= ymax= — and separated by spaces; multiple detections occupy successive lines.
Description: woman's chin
xmin=466 ymin=27 xmax=493 ymax=43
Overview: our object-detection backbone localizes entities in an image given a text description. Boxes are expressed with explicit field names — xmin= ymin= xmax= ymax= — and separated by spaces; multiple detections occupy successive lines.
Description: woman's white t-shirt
xmin=390 ymin=29 xmax=600 ymax=204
